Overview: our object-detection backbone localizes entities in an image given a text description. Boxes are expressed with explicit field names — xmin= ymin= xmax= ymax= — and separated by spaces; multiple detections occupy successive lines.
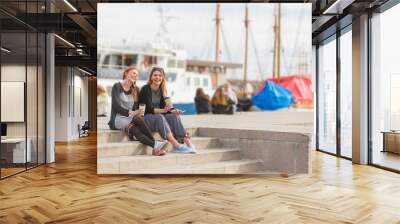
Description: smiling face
xmin=150 ymin=70 xmax=164 ymax=87
xmin=125 ymin=69 xmax=139 ymax=82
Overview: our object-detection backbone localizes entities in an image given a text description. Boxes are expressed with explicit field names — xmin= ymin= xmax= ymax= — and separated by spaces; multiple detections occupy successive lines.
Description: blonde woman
xmin=211 ymin=87 xmax=235 ymax=114
xmin=97 ymin=84 xmax=110 ymax=117
xmin=139 ymin=67 xmax=196 ymax=153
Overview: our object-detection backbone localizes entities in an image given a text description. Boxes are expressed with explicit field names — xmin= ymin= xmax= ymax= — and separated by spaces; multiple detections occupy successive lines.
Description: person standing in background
xmin=97 ymin=84 xmax=110 ymax=117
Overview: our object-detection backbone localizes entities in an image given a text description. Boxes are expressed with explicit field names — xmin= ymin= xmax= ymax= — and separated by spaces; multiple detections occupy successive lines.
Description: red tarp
xmin=266 ymin=75 xmax=314 ymax=106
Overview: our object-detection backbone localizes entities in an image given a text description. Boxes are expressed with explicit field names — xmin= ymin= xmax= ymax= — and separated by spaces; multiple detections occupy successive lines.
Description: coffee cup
xmin=164 ymin=97 xmax=172 ymax=105
xmin=139 ymin=104 xmax=146 ymax=116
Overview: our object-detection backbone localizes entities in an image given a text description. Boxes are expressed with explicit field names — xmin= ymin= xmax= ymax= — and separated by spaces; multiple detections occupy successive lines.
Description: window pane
xmin=27 ymin=31 xmax=38 ymax=169
xmin=186 ymin=77 xmax=191 ymax=86
xmin=177 ymin=60 xmax=184 ymax=68
xmin=38 ymin=33 xmax=45 ymax=165
xmin=124 ymin=54 xmax=137 ymax=67
xmin=102 ymin=55 xmax=110 ymax=67
xmin=318 ymin=38 xmax=337 ymax=154
xmin=371 ymin=5 xmax=400 ymax=171
xmin=194 ymin=77 xmax=200 ymax=87
xmin=1 ymin=31 xmax=28 ymax=177
xmin=203 ymin=78 xmax=208 ymax=87
xmin=167 ymin=59 xmax=175 ymax=68
xmin=340 ymin=30 xmax=352 ymax=158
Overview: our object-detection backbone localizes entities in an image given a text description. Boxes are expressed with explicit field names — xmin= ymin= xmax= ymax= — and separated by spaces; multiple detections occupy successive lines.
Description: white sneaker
xmin=154 ymin=140 xmax=168 ymax=151
xmin=187 ymin=143 xmax=197 ymax=154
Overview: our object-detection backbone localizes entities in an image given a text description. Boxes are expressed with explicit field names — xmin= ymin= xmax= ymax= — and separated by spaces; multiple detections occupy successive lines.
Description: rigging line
xmin=288 ymin=9 xmax=305 ymax=74
xmin=201 ymin=22 xmax=214 ymax=60
xmin=220 ymin=23 xmax=232 ymax=61
xmin=281 ymin=49 xmax=290 ymax=75
xmin=249 ymin=25 xmax=263 ymax=80
xmin=280 ymin=42 xmax=290 ymax=75
xmin=204 ymin=13 xmax=216 ymax=60
xmin=278 ymin=7 xmax=291 ymax=76
xmin=280 ymin=40 xmax=290 ymax=75
xmin=202 ymin=21 xmax=214 ymax=60
xmin=207 ymin=25 xmax=215 ymax=60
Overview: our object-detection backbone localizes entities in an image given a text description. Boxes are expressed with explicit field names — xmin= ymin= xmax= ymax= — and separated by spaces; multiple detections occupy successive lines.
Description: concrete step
xmin=98 ymin=148 xmax=244 ymax=174
xmin=98 ymin=141 xmax=147 ymax=158
xmin=97 ymin=127 xmax=198 ymax=143
xmin=126 ymin=159 xmax=263 ymax=174
xmin=97 ymin=130 xmax=128 ymax=143
xmin=98 ymin=137 xmax=221 ymax=158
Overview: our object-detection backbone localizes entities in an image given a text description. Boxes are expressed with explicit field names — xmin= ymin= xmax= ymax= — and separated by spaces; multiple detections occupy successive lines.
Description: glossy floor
xmin=373 ymin=151 xmax=400 ymax=171
xmin=0 ymin=135 xmax=399 ymax=223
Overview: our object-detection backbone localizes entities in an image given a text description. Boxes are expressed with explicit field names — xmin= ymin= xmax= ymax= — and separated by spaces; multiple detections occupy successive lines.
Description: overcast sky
xmin=98 ymin=3 xmax=311 ymax=80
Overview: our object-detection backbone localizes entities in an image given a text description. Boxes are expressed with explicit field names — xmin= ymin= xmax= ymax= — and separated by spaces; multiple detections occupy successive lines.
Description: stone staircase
xmin=97 ymin=128 xmax=263 ymax=174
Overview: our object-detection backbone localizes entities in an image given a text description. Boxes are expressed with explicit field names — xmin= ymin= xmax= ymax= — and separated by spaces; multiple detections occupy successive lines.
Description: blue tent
xmin=252 ymin=81 xmax=294 ymax=110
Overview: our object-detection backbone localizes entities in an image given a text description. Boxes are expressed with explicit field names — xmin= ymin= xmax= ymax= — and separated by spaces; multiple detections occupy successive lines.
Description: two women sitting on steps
xmin=108 ymin=66 xmax=196 ymax=156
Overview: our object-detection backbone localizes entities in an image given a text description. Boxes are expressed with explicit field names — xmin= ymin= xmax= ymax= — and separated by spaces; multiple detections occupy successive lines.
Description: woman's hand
xmin=155 ymin=108 xmax=167 ymax=114
xmin=164 ymin=104 xmax=172 ymax=111
xmin=129 ymin=109 xmax=140 ymax=116
xmin=171 ymin=109 xmax=183 ymax=115
xmin=128 ymin=122 xmax=135 ymax=129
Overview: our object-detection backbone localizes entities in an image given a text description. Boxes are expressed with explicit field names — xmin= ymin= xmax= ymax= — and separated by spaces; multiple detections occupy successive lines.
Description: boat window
xmin=167 ymin=59 xmax=176 ymax=68
xmin=194 ymin=77 xmax=200 ymax=87
xmin=102 ymin=55 xmax=111 ymax=68
xmin=124 ymin=54 xmax=137 ymax=67
xmin=212 ymin=66 xmax=222 ymax=73
xmin=203 ymin=78 xmax=208 ymax=87
xmin=199 ymin=66 xmax=206 ymax=73
xmin=186 ymin=77 xmax=191 ymax=86
xmin=166 ymin=72 xmax=177 ymax=82
xmin=150 ymin=56 xmax=157 ymax=65
xmin=144 ymin=56 xmax=157 ymax=66
xmin=110 ymin=54 xmax=123 ymax=68
xmin=177 ymin=60 xmax=185 ymax=68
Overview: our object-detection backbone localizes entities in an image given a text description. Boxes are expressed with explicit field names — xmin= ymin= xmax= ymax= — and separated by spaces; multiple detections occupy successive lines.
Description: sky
xmin=98 ymin=3 xmax=311 ymax=80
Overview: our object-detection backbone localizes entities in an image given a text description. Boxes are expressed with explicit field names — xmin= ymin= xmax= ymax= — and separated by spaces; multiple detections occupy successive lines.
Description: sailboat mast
xmin=215 ymin=3 xmax=221 ymax=63
xmin=243 ymin=4 xmax=249 ymax=83
xmin=273 ymin=3 xmax=281 ymax=79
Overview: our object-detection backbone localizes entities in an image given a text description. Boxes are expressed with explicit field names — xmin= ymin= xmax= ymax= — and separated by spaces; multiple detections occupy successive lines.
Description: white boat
xmin=97 ymin=4 xmax=243 ymax=114
xmin=97 ymin=43 xmax=215 ymax=105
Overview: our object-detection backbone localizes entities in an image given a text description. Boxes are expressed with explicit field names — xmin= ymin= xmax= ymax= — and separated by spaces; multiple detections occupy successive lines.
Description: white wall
xmin=55 ymin=67 xmax=69 ymax=141
xmin=1 ymin=64 xmax=46 ymax=164
xmin=55 ymin=67 xmax=89 ymax=141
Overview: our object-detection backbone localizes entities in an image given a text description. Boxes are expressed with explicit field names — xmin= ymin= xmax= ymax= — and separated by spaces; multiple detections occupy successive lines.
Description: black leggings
xmin=128 ymin=116 xmax=155 ymax=148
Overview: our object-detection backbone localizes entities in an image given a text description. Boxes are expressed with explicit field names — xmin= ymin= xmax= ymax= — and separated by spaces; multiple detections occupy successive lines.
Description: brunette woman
xmin=108 ymin=66 xmax=167 ymax=156
xmin=139 ymin=67 xmax=196 ymax=153
xmin=194 ymin=88 xmax=211 ymax=114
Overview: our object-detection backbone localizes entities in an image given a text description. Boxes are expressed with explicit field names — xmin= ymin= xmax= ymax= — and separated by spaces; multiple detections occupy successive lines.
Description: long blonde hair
xmin=211 ymin=87 xmax=227 ymax=105
xmin=97 ymin=84 xmax=107 ymax=96
xmin=147 ymin=67 xmax=167 ymax=96
xmin=122 ymin=66 xmax=139 ymax=102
